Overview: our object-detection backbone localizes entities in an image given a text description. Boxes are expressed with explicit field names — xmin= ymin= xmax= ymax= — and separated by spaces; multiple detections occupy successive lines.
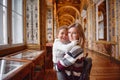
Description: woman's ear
xmin=78 ymin=38 xmax=83 ymax=45
xmin=78 ymin=37 xmax=81 ymax=42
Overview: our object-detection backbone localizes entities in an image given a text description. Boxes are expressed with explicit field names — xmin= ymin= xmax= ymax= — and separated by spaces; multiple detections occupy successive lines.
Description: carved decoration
xmin=46 ymin=7 xmax=53 ymax=42
xmin=26 ymin=0 xmax=38 ymax=44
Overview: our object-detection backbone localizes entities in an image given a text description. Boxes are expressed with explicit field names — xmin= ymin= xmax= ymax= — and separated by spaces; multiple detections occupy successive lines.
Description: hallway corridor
xmin=45 ymin=49 xmax=120 ymax=80
xmin=1 ymin=0 xmax=120 ymax=80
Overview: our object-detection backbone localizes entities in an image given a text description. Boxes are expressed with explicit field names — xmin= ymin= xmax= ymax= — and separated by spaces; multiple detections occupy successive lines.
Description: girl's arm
xmin=54 ymin=39 xmax=78 ymax=52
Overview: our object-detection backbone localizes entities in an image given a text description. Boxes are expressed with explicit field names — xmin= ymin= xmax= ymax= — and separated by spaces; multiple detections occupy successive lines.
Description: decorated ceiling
xmin=55 ymin=0 xmax=81 ymax=26
xmin=46 ymin=0 xmax=89 ymax=27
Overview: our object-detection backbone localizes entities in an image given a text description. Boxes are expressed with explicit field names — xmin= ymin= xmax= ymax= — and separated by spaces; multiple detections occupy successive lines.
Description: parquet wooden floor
xmin=45 ymin=49 xmax=120 ymax=80
xmin=87 ymin=50 xmax=120 ymax=80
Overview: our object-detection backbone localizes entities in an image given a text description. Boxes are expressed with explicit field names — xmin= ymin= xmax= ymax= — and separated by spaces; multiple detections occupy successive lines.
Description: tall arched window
xmin=96 ymin=0 xmax=107 ymax=41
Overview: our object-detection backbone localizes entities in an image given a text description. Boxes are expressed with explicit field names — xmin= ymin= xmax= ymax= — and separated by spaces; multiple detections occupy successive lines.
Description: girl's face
xmin=57 ymin=29 xmax=68 ymax=43
xmin=68 ymin=27 xmax=79 ymax=41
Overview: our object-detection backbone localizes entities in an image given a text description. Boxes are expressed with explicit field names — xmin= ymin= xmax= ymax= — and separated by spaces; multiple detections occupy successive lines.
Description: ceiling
xmin=45 ymin=0 xmax=90 ymax=27
xmin=55 ymin=0 xmax=81 ymax=27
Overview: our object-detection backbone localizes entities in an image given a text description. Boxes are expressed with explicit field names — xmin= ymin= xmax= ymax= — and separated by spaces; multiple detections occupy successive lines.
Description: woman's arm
xmin=57 ymin=46 xmax=84 ymax=71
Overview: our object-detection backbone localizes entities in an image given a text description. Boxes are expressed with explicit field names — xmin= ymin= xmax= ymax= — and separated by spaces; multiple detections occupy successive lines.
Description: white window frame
xmin=0 ymin=0 xmax=24 ymax=50
xmin=96 ymin=0 xmax=109 ymax=41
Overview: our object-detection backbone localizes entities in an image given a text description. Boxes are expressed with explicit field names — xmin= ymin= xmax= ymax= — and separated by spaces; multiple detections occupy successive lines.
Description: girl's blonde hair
xmin=68 ymin=23 xmax=85 ymax=48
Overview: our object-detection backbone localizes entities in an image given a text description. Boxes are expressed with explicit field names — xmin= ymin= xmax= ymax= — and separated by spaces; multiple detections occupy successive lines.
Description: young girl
xmin=52 ymin=25 xmax=79 ymax=80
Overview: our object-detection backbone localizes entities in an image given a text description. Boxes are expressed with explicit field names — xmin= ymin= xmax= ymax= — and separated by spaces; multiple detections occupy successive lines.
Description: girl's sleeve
xmin=55 ymin=40 xmax=78 ymax=52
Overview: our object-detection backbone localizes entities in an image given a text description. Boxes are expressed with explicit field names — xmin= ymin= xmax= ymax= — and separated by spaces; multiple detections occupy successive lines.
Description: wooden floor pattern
xmin=45 ymin=49 xmax=120 ymax=80
xmin=87 ymin=50 xmax=120 ymax=80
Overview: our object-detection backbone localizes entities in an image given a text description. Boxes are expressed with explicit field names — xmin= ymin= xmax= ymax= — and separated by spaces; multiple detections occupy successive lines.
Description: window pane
xmin=98 ymin=22 xmax=104 ymax=39
xmin=12 ymin=12 xmax=23 ymax=44
xmin=12 ymin=0 xmax=22 ymax=15
xmin=12 ymin=0 xmax=23 ymax=44
xmin=0 ymin=1 xmax=7 ymax=45
xmin=0 ymin=0 xmax=7 ymax=7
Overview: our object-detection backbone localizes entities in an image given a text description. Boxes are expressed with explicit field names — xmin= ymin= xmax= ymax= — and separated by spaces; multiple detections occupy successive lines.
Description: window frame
xmin=96 ymin=0 xmax=109 ymax=41
xmin=0 ymin=0 xmax=25 ymax=50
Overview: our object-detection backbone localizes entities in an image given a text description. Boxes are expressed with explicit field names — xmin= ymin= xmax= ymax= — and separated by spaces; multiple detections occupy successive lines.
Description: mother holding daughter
xmin=52 ymin=23 xmax=92 ymax=80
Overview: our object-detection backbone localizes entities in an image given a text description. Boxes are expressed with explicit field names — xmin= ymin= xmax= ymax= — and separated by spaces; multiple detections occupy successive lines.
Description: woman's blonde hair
xmin=68 ymin=23 xmax=85 ymax=48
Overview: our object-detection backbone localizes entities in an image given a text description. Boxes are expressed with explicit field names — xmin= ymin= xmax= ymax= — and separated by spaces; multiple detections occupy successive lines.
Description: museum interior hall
xmin=0 ymin=0 xmax=120 ymax=80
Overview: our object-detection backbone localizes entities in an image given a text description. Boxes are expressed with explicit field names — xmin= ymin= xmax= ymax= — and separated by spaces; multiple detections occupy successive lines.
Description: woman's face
xmin=68 ymin=27 xmax=79 ymax=41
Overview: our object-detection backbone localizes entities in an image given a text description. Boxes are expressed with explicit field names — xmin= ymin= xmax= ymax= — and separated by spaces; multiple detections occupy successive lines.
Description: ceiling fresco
xmin=55 ymin=0 xmax=81 ymax=26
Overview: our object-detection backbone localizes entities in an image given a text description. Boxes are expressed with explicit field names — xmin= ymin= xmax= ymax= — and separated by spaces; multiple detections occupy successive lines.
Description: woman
xmin=57 ymin=23 xmax=91 ymax=80
xmin=52 ymin=25 xmax=78 ymax=80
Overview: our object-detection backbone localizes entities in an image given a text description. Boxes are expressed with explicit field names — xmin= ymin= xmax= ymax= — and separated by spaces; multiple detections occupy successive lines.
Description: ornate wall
xmin=25 ymin=0 xmax=46 ymax=49
xmin=46 ymin=7 xmax=53 ymax=42
xmin=83 ymin=0 xmax=120 ymax=60
xmin=26 ymin=0 xmax=39 ymax=44
xmin=94 ymin=0 xmax=116 ymax=58
xmin=116 ymin=0 xmax=120 ymax=59
xmin=85 ymin=0 xmax=96 ymax=50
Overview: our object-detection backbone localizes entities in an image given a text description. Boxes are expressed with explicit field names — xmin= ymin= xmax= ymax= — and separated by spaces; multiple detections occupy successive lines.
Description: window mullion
xmin=7 ymin=0 xmax=12 ymax=45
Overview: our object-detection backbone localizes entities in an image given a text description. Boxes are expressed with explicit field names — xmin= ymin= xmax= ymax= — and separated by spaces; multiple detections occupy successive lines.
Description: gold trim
xmin=95 ymin=41 xmax=117 ymax=45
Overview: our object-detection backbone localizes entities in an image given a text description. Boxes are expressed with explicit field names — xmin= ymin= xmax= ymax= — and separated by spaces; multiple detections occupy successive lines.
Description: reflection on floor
xmin=45 ymin=49 xmax=120 ymax=80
